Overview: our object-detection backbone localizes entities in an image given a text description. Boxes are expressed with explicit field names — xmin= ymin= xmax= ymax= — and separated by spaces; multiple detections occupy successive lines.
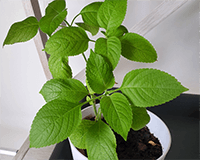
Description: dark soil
xmin=115 ymin=126 xmax=162 ymax=160
xmin=78 ymin=117 xmax=163 ymax=160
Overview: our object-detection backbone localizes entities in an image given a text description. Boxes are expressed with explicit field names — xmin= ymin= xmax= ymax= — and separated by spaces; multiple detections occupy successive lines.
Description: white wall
xmin=0 ymin=0 xmax=47 ymax=150
xmin=114 ymin=0 xmax=199 ymax=95
xmin=0 ymin=0 xmax=199 ymax=152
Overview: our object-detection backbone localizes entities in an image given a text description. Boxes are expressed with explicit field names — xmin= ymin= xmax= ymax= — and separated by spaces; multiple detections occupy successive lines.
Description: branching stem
xmin=81 ymin=94 xmax=104 ymax=108
xmin=64 ymin=19 xmax=71 ymax=27
xmin=81 ymin=88 xmax=120 ymax=120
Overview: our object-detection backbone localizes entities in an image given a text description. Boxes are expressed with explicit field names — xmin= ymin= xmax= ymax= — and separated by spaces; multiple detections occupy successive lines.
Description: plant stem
xmin=80 ymin=88 xmax=121 ymax=120
xmin=96 ymin=107 xmax=102 ymax=121
xmin=107 ymin=88 xmax=121 ymax=94
xmin=71 ymin=13 xmax=81 ymax=26
xmin=64 ymin=19 xmax=71 ymax=27
xmin=82 ymin=53 xmax=87 ymax=62
xmin=81 ymin=88 xmax=121 ymax=109
xmin=91 ymin=95 xmax=98 ymax=118
xmin=81 ymin=94 xmax=104 ymax=107
xmin=90 ymin=39 xmax=96 ymax=43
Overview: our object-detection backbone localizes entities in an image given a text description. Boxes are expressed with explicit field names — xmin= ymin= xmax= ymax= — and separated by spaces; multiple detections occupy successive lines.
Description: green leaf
xmin=76 ymin=22 xmax=99 ymax=36
xmin=97 ymin=0 xmax=127 ymax=31
xmin=69 ymin=120 xmax=95 ymax=149
xmin=120 ymin=68 xmax=189 ymax=107
xmin=45 ymin=0 xmax=66 ymax=15
xmin=131 ymin=106 xmax=150 ymax=131
xmin=95 ymin=36 xmax=121 ymax=70
xmin=120 ymin=33 xmax=157 ymax=63
xmin=3 ymin=17 xmax=39 ymax=46
xmin=39 ymin=0 xmax=67 ymax=36
xmin=40 ymin=78 xmax=88 ymax=103
xmin=86 ymin=79 xmax=95 ymax=94
xmin=44 ymin=27 xmax=89 ymax=56
xmin=86 ymin=50 xmax=115 ymax=94
xmin=39 ymin=10 xmax=67 ymax=36
xmin=48 ymin=55 xmax=72 ymax=79
xmin=30 ymin=100 xmax=82 ymax=148
xmin=86 ymin=120 xmax=118 ymax=160
xmin=86 ymin=96 xmax=94 ymax=106
xmin=80 ymin=2 xmax=103 ymax=27
xmin=100 ymin=93 xmax=132 ymax=140
xmin=107 ymin=25 xmax=128 ymax=38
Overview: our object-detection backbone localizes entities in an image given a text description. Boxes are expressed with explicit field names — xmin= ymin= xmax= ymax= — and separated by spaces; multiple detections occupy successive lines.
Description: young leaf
xmin=120 ymin=68 xmax=189 ymax=107
xmin=40 ymin=79 xmax=88 ymax=103
xmin=76 ymin=22 xmax=99 ymax=36
xmin=48 ymin=55 xmax=72 ymax=79
xmin=120 ymin=33 xmax=157 ymax=63
xmin=86 ymin=120 xmax=118 ymax=160
xmin=39 ymin=10 xmax=67 ymax=36
xmin=86 ymin=96 xmax=94 ymax=106
xmin=86 ymin=50 xmax=115 ymax=94
xmin=3 ymin=17 xmax=39 ymax=46
xmin=80 ymin=2 xmax=103 ymax=27
xmin=97 ymin=0 xmax=127 ymax=31
xmin=30 ymin=100 xmax=82 ymax=148
xmin=107 ymin=25 xmax=128 ymax=38
xmin=100 ymin=93 xmax=132 ymax=140
xmin=44 ymin=27 xmax=89 ymax=56
xmin=45 ymin=0 xmax=66 ymax=15
xmin=39 ymin=0 xmax=67 ymax=36
xmin=86 ymin=79 xmax=95 ymax=94
xmin=131 ymin=106 xmax=150 ymax=131
xmin=95 ymin=36 xmax=121 ymax=70
xmin=69 ymin=120 xmax=96 ymax=149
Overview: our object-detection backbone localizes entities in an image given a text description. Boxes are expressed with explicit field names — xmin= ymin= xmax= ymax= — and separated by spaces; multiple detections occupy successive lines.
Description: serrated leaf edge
xmin=120 ymin=68 xmax=189 ymax=107
xmin=30 ymin=101 xmax=82 ymax=148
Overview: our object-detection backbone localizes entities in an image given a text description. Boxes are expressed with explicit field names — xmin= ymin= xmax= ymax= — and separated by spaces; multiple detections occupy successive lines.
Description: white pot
xmin=69 ymin=104 xmax=171 ymax=160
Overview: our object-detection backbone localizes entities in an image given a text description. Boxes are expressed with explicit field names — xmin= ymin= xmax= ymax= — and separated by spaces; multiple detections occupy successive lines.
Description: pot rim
xmin=146 ymin=110 xmax=171 ymax=160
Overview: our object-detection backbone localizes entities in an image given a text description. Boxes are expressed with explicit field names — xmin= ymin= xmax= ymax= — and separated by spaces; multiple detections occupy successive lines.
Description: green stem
xmin=80 ymin=89 xmax=120 ymax=120
xmin=107 ymin=88 xmax=121 ymax=94
xmin=82 ymin=53 xmax=87 ymax=62
xmin=71 ymin=13 xmax=81 ymax=26
xmin=64 ymin=19 xmax=71 ymax=27
xmin=91 ymin=95 xmax=98 ymax=118
xmin=90 ymin=39 xmax=96 ymax=43
xmin=81 ymin=88 xmax=120 ymax=108
xmin=81 ymin=94 xmax=105 ymax=107
xmin=96 ymin=107 xmax=102 ymax=121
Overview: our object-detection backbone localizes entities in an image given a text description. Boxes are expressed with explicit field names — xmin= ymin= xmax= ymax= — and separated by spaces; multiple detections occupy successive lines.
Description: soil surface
xmin=115 ymin=126 xmax=162 ymax=159
xmin=78 ymin=118 xmax=163 ymax=160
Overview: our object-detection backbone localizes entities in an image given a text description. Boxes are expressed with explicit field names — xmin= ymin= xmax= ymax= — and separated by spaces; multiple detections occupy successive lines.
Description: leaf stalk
xmin=91 ymin=94 xmax=98 ymax=119
xmin=90 ymin=39 xmax=96 ymax=43
xmin=82 ymin=53 xmax=87 ymax=62
xmin=71 ymin=13 xmax=81 ymax=26
xmin=64 ymin=19 xmax=71 ymax=27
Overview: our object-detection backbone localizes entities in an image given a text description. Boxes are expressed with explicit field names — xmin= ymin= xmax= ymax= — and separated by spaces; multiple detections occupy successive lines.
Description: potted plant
xmin=3 ymin=0 xmax=188 ymax=159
